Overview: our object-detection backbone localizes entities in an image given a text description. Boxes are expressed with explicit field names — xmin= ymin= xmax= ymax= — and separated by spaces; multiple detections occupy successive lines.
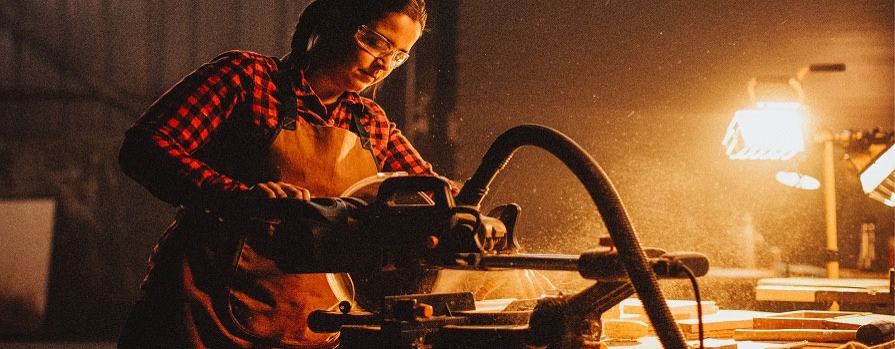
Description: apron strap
xmin=350 ymin=103 xmax=380 ymax=171
xmin=273 ymin=60 xmax=299 ymax=133
xmin=349 ymin=104 xmax=372 ymax=150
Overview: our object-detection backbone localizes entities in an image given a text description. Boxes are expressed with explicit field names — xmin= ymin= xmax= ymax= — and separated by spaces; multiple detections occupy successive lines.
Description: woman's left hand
xmin=250 ymin=181 xmax=312 ymax=200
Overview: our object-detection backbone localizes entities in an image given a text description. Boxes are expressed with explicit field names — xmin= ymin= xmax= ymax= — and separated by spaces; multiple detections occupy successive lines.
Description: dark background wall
xmin=0 ymin=0 xmax=892 ymax=340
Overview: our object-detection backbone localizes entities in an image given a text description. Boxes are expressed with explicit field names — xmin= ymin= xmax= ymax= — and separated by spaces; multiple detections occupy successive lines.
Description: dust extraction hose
xmin=455 ymin=124 xmax=688 ymax=348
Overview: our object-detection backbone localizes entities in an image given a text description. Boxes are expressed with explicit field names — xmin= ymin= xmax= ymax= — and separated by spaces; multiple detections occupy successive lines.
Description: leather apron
xmin=224 ymin=121 xmax=378 ymax=347
xmin=118 ymin=119 xmax=378 ymax=349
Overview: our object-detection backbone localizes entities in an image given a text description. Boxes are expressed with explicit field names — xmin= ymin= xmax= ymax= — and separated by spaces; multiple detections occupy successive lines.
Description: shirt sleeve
xmin=119 ymin=51 xmax=269 ymax=206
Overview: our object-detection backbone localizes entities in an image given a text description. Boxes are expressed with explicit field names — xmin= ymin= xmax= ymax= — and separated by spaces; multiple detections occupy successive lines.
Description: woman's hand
xmin=250 ymin=181 xmax=311 ymax=200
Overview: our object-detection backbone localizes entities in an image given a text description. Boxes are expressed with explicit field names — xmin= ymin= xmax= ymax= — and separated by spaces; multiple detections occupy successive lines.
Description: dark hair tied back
xmin=285 ymin=0 xmax=427 ymax=71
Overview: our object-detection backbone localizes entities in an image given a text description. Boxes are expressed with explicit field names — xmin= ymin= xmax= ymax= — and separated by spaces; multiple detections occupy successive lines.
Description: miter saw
xmin=236 ymin=124 xmax=710 ymax=349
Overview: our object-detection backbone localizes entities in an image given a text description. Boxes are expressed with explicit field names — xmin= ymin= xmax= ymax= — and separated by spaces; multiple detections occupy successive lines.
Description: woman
xmin=117 ymin=0 xmax=436 ymax=347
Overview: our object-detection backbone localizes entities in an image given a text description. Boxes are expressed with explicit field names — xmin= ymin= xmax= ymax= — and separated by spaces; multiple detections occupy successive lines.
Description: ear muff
xmin=308 ymin=2 xmax=354 ymax=52
xmin=290 ymin=0 xmax=360 ymax=67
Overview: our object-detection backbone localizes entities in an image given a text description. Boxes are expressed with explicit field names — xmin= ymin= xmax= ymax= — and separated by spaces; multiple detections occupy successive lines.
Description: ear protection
xmin=292 ymin=0 xmax=362 ymax=67
xmin=307 ymin=0 xmax=357 ymax=51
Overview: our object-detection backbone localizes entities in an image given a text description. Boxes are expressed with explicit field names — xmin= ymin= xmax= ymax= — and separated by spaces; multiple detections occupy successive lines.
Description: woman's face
xmin=328 ymin=12 xmax=422 ymax=93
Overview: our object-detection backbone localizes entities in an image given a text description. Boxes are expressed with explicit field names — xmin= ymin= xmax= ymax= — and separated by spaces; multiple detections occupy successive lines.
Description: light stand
xmin=722 ymin=64 xmax=847 ymax=280
xmin=817 ymin=130 xmax=840 ymax=279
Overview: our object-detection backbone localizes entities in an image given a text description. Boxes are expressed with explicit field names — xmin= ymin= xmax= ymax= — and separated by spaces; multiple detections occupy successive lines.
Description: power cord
xmin=679 ymin=262 xmax=704 ymax=349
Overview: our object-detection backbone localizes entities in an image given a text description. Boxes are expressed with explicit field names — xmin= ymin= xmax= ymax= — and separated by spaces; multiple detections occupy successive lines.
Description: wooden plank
xmin=752 ymin=311 xmax=869 ymax=330
xmin=755 ymin=285 xmax=825 ymax=302
xmin=757 ymin=278 xmax=889 ymax=289
xmin=603 ymin=319 xmax=650 ymax=339
xmin=685 ymin=338 xmax=738 ymax=349
xmin=824 ymin=314 xmax=895 ymax=330
xmin=732 ymin=329 xmax=857 ymax=342
xmin=677 ymin=309 xmax=770 ymax=333
xmin=755 ymin=277 xmax=891 ymax=303
xmin=815 ymin=290 xmax=894 ymax=306
xmin=620 ymin=299 xmax=719 ymax=320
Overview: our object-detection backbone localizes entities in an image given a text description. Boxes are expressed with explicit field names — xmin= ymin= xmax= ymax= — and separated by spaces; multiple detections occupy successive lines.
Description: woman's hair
xmin=285 ymin=0 xmax=427 ymax=71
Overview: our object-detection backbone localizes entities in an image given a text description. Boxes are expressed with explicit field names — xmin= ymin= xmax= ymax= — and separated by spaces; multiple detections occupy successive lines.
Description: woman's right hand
xmin=249 ymin=181 xmax=311 ymax=200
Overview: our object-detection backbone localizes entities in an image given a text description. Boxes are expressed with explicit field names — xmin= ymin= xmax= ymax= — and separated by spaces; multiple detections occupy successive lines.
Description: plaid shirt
xmin=120 ymin=51 xmax=437 ymax=206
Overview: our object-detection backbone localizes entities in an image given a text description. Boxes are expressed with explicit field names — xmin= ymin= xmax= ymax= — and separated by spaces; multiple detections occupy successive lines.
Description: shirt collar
xmin=294 ymin=69 xmax=364 ymax=107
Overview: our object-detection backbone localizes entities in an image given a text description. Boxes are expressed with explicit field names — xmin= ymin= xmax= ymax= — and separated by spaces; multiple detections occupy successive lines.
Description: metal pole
xmin=821 ymin=131 xmax=840 ymax=280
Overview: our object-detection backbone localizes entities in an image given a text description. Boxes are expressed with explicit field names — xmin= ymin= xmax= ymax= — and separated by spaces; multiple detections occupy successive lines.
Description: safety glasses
xmin=353 ymin=25 xmax=411 ymax=68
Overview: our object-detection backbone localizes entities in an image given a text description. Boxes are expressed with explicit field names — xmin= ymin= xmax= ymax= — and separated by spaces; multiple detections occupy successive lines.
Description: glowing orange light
xmin=722 ymin=102 xmax=807 ymax=161
xmin=859 ymin=144 xmax=895 ymax=207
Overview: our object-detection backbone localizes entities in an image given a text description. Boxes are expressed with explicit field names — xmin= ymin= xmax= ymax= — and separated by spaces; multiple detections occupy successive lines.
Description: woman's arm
xmin=119 ymin=52 xmax=265 ymax=206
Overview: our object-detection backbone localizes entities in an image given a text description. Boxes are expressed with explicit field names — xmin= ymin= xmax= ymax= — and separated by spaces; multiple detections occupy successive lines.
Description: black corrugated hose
xmin=455 ymin=124 xmax=689 ymax=349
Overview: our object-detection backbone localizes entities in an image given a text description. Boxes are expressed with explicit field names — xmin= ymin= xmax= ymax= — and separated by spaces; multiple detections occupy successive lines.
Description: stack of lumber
xmin=600 ymin=298 xmax=895 ymax=346
xmin=733 ymin=311 xmax=895 ymax=343
xmin=602 ymin=298 xmax=769 ymax=340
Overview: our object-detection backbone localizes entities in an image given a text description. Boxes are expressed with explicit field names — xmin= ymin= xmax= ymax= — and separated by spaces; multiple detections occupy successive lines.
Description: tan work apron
xmin=224 ymin=121 xmax=378 ymax=348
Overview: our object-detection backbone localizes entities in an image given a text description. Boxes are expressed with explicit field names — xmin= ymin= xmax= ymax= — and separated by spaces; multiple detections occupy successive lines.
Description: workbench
xmin=755 ymin=277 xmax=893 ymax=308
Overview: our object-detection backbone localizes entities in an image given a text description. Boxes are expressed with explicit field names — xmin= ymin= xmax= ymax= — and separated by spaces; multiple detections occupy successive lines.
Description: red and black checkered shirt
xmin=120 ymin=50 xmax=437 ymax=206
